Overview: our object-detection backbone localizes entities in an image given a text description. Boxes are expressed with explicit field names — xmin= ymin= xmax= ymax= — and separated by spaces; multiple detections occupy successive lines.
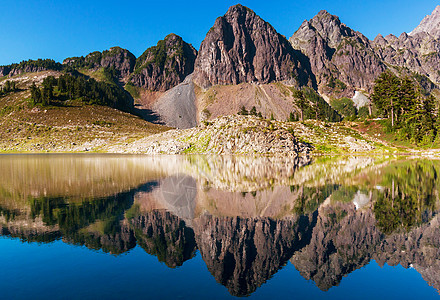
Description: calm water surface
xmin=0 ymin=154 xmax=439 ymax=299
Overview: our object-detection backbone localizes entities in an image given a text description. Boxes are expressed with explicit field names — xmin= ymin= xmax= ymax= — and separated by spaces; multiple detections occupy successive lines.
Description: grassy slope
xmin=0 ymin=71 xmax=437 ymax=154
xmin=355 ymin=120 xmax=440 ymax=151
xmin=0 ymin=71 xmax=169 ymax=153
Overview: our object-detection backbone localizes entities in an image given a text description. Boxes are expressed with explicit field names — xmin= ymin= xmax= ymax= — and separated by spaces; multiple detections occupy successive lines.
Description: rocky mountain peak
xmin=289 ymin=10 xmax=385 ymax=97
xmin=409 ymin=5 xmax=440 ymax=37
xmin=306 ymin=10 xmax=355 ymax=48
xmin=373 ymin=34 xmax=387 ymax=46
xmin=225 ymin=3 xmax=254 ymax=17
xmin=129 ymin=33 xmax=197 ymax=92
xmin=193 ymin=4 xmax=313 ymax=89
xmin=373 ymin=15 xmax=440 ymax=86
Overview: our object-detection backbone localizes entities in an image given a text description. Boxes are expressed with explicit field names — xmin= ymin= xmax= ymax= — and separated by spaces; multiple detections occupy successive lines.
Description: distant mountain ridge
xmin=63 ymin=47 xmax=136 ymax=78
xmin=410 ymin=5 xmax=440 ymax=37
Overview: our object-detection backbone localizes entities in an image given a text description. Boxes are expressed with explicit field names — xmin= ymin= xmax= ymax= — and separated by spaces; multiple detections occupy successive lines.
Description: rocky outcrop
xmin=0 ymin=66 xmax=11 ymax=77
xmin=193 ymin=4 xmax=314 ymax=89
xmin=130 ymin=34 xmax=197 ymax=91
xmin=0 ymin=59 xmax=62 ymax=78
xmin=289 ymin=10 xmax=386 ymax=97
xmin=100 ymin=47 xmax=136 ymax=78
xmin=192 ymin=214 xmax=316 ymax=296
xmin=63 ymin=47 xmax=136 ymax=78
xmin=122 ymin=115 xmax=313 ymax=155
xmin=410 ymin=5 xmax=440 ymax=37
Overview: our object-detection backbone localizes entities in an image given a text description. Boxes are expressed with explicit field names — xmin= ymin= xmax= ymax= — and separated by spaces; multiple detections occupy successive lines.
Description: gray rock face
xmin=151 ymin=74 xmax=198 ymax=129
xmin=193 ymin=4 xmax=314 ymax=89
xmin=7 ymin=66 xmax=53 ymax=77
xmin=63 ymin=47 xmax=136 ymax=78
xmin=410 ymin=5 xmax=440 ymax=37
xmin=352 ymin=91 xmax=370 ymax=109
xmin=373 ymin=32 xmax=440 ymax=85
xmin=289 ymin=10 xmax=386 ymax=97
xmin=130 ymin=34 xmax=197 ymax=91
xmin=100 ymin=47 xmax=136 ymax=78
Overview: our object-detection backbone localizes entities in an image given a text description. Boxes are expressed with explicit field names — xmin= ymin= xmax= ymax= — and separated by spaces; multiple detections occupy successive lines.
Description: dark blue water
xmin=0 ymin=155 xmax=439 ymax=299
xmin=0 ymin=237 xmax=436 ymax=299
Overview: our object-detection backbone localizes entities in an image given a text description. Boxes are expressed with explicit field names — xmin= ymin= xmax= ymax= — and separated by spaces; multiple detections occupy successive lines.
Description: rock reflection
xmin=192 ymin=214 xmax=316 ymax=296
xmin=130 ymin=210 xmax=197 ymax=268
xmin=1 ymin=155 xmax=440 ymax=296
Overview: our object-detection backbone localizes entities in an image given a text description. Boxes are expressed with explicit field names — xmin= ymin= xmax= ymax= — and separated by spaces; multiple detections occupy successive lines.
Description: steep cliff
xmin=289 ymin=10 xmax=386 ymax=97
xmin=373 ymin=32 xmax=440 ymax=85
xmin=193 ymin=4 xmax=314 ymax=89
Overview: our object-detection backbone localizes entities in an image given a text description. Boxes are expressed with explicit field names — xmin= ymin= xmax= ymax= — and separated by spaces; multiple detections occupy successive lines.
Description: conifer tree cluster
xmin=0 ymin=80 xmax=17 ymax=96
xmin=372 ymin=71 xmax=437 ymax=144
xmin=292 ymin=89 xmax=342 ymax=122
xmin=238 ymin=106 xmax=263 ymax=118
xmin=29 ymin=74 xmax=131 ymax=110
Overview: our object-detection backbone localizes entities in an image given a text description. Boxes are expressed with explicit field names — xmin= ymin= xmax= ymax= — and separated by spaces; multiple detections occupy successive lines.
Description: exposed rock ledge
xmin=107 ymin=115 xmax=312 ymax=156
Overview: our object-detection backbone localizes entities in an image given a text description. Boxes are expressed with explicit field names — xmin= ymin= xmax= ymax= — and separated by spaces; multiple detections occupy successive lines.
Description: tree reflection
xmin=374 ymin=161 xmax=438 ymax=234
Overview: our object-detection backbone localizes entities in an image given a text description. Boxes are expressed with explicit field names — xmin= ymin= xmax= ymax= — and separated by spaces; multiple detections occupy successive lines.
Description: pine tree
xmin=372 ymin=71 xmax=401 ymax=128
xmin=239 ymin=106 xmax=248 ymax=115
xmin=293 ymin=90 xmax=306 ymax=121
xmin=250 ymin=106 xmax=257 ymax=116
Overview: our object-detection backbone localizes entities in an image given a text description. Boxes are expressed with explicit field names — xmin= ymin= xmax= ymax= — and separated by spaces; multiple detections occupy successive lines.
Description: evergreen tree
xmin=250 ymin=106 xmax=257 ymax=116
xmin=239 ymin=105 xmax=248 ymax=115
xmin=371 ymin=71 xmax=401 ymax=127
xmin=293 ymin=90 xmax=306 ymax=121
xmin=372 ymin=71 xmax=437 ymax=144
xmin=30 ymin=83 xmax=42 ymax=105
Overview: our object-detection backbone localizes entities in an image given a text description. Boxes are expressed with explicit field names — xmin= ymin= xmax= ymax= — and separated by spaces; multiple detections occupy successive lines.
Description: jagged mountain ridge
xmin=373 ymin=31 xmax=440 ymax=86
xmin=289 ymin=10 xmax=386 ymax=97
xmin=2 ymin=4 xmax=440 ymax=129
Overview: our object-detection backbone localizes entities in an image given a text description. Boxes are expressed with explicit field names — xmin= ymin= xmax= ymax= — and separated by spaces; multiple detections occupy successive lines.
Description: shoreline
xmin=1 ymin=115 xmax=439 ymax=156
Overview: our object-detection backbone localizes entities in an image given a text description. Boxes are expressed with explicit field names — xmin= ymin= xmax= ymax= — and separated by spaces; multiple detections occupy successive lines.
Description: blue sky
xmin=0 ymin=0 xmax=438 ymax=65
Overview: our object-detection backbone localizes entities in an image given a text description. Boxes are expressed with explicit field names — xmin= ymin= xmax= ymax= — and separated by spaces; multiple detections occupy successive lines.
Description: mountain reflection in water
xmin=0 ymin=154 xmax=440 ymax=297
